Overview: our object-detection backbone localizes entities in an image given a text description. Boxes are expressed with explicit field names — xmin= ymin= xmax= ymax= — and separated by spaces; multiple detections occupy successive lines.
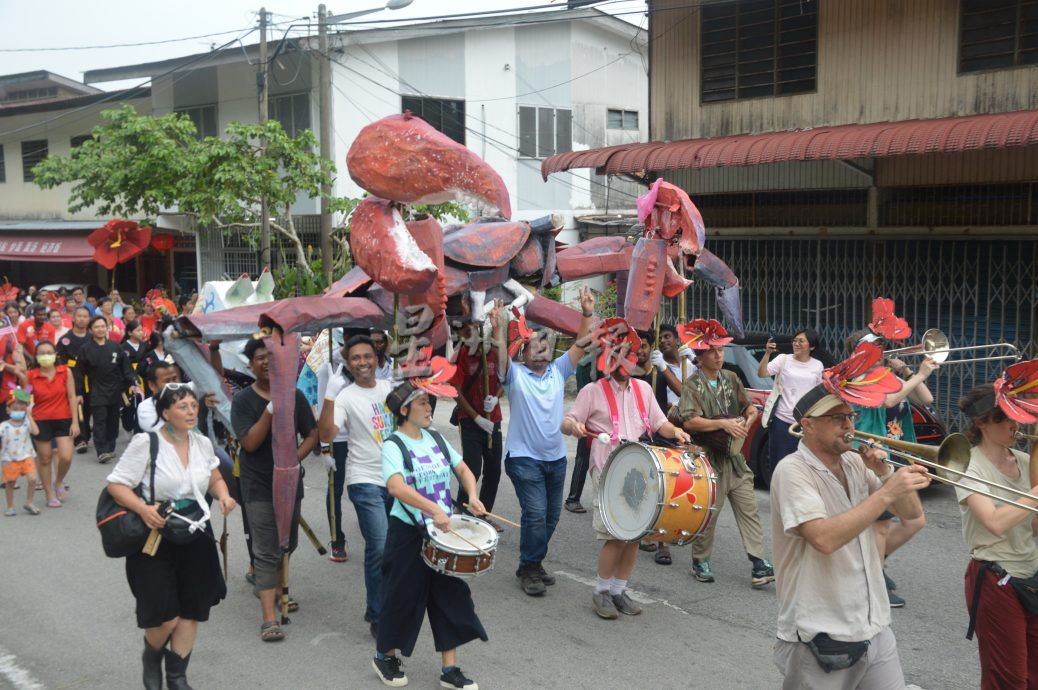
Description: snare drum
xmin=597 ymin=442 xmax=717 ymax=545
xmin=423 ymin=515 xmax=499 ymax=578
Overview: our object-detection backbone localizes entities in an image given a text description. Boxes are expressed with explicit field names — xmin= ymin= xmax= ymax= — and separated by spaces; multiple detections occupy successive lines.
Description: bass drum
xmin=597 ymin=442 xmax=717 ymax=545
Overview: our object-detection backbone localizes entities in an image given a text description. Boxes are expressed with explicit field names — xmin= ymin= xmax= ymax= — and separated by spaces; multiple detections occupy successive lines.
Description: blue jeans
xmin=347 ymin=482 xmax=389 ymax=623
xmin=768 ymin=418 xmax=798 ymax=481
xmin=505 ymin=455 xmax=567 ymax=566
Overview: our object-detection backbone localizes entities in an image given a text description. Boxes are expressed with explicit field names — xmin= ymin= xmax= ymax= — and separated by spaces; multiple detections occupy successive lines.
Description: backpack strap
xmin=966 ymin=561 xmax=997 ymax=640
xmin=147 ymin=431 xmax=159 ymax=503
xmin=387 ymin=433 xmax=423 ymax=530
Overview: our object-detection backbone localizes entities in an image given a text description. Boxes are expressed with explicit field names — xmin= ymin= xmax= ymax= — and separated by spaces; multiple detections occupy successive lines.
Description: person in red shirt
xmin=26 ymin=340 xmax=78 ymax=507
xmin=16 ymin=304 xmax=56 ymax=359
xmin=448 ymin=321 xmax=504 ymax=530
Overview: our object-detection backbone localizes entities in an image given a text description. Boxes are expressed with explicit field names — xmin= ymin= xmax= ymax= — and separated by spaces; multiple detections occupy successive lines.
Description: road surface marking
xmin=0 ymin=644 xmax=45 ymax=690
xmin=554 ymin=570 xmax=691 ymax=615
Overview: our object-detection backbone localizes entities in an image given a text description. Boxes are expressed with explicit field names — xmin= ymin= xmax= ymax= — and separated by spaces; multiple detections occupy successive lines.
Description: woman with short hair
xmin=26 ymin=340 xmax=78 ymax=506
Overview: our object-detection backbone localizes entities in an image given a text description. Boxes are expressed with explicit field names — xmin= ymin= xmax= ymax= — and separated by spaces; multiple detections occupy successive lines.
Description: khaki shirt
xmin=771 ymin=442 xmax=890 ymax=643
xmin=955 ymin=447 xmax=1038 ymax=578
xmin=678 ymin=369 xmax=751 ymax=470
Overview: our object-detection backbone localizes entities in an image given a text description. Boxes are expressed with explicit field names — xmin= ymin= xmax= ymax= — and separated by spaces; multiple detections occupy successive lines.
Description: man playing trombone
xmin=770 ymin=344 xmax=931 ymax=689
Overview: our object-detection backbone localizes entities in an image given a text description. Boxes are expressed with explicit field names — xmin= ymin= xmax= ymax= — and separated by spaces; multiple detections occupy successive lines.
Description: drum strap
xmin=600 ymin=378 xmax=651 ymax=446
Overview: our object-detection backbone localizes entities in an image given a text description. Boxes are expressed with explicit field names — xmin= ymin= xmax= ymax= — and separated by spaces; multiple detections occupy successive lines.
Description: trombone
xmin=1016 ymin=432 xmax=1038 ymax=442
xmin=789 ymin=427 xmax=1038 ymax=514
xmin=883 ymin=328 xmax=1020 ymax=365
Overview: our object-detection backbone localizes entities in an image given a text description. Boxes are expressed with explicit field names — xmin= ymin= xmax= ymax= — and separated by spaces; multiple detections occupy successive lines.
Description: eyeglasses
xmin=792 ymin=338 xmax=810 ymax=344
xmin=811 ymin=411 xmax=860 ymax=424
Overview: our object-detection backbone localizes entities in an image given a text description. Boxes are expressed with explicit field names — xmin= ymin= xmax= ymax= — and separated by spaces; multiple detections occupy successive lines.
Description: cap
xmin=8 ymin=388 xmax=30 ymax=404
xmin=792 ymin=384 xmax=847 ymax=423
xmin=385 ymin=381 xmax=423 ymax=416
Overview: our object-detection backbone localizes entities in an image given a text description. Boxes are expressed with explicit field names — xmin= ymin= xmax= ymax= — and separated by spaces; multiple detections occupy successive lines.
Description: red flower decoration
xmin=821 ymin=342 xmax=903 ymax=408
xmin=592 ymin=317 xmax=641 ymax=374
xmin=994 ymin=359 xmax=1038 ymax=424
xmin=0 ymin=280 xmax=19 ymax=303
xmin=677 ymin=319 xmax=733 ymax=350
xmin=507 ymin=306 xmax=534 ymax=359
xmin=869 ymin=297 xmax=912 ymax=342
xmin=88 ymin=220 xmax=152 ymax=270
xmin=397 ymin=348 xmax=458 ymax=399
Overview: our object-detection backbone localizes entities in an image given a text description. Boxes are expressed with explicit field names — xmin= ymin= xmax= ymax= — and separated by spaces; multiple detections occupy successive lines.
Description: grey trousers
xmin=244 ymin=499 xmax=300 ymax=591
xmin=773 ymin=626 xmax=905 ymax=690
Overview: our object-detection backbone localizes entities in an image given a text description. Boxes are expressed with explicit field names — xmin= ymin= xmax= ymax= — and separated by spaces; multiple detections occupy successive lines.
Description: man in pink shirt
xmin=561 ymin=351 xmax=690 ymax=620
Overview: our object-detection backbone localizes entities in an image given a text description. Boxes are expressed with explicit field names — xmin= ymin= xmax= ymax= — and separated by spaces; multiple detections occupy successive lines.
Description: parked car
xmin=718 ymin=335 xmax=947 ymax=487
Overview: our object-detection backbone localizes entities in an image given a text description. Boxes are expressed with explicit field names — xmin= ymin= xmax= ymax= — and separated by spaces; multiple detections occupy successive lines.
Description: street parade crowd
xmin=2 ymin=279 xmax=1038 ymax=690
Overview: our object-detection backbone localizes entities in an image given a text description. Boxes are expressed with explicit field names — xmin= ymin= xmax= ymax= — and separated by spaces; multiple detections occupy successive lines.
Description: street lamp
xmin=317 ymin=0 xmax=413 ymax=284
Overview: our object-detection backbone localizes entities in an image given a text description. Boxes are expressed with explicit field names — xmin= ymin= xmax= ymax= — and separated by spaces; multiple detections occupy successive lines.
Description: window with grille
xmin=21 ymin=139 xmax=48 ymax=182
xmin=518 ymin=106 xmax=572 ymax=158
xmin=0 ymin=145 xmax=5 ymax=183
xmin=700 ymin=0 xmax=818 ymax=103
xmin=607 ymin=109 xmax=639 ymax=130
xmin=175 ymin=105 xmax=218 ymax=140
xmin=401 ymin=96 xmax=466 ymax=145
xmin=959 ymin=0 xmax=1038 ymax=73
xmin=269 ymin=93 xmax=311 ymax=138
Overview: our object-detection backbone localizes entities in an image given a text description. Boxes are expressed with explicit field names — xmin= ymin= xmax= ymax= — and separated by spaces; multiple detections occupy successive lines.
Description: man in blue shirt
xmin=491 ymin=287 xmax=595 ymax=596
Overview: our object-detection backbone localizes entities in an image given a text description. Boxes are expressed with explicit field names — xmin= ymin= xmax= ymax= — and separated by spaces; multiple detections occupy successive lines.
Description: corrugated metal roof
xmin=540 ymin=110 xmax=1038 ymax=180
xmin=0 ymin=220 xmax=102 ymax=231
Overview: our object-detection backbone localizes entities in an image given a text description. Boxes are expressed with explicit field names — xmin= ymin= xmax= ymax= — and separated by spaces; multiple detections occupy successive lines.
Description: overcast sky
xmin=0 ymin=0 xmax=647 ymax=87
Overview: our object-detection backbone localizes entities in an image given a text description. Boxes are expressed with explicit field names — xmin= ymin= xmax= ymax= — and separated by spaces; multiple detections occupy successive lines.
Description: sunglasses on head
xmin=158 ymin=382 xmax=189 ymax=399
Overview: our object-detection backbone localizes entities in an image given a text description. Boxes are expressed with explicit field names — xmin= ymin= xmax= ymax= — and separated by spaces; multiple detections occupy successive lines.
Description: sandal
xmin=260 ymin=620 xmax=284 ymax=642
xmin=3 ymin=508 xmax=15 ymax=517
xmin=655 ymin=548 xmax=673 ymax=566
xmin=23 ymin=504 xmax=40 ymax=516
xmin=638 ymin=541 xmax=659 ymax=553
xmin=285 ymin=598 xmax=299 ymax=613
xmin=47 ymin=497 xmax=62 ymax=508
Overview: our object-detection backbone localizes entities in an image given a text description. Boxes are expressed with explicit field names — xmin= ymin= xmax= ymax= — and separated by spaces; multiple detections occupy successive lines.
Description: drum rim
xmin=598 ymin=441 xmax=667 ymax=541
xmin=426 ymin=514 xmax=500 ymax=554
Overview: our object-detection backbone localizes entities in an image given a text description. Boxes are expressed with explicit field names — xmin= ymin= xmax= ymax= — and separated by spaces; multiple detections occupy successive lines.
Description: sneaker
xmin=372 ymin=655 xmax=408 ymax=687
xmin=329 ymin=545 xmax=349 ymax=562
xmin=564 ymin=499 xmax=587 ymax=514
xmin=245 ymin=571 xmax=256 ymax=586
xmin=888 ymin=590 xmax=906 ymax=608
xmin=692 ymin=559 xmax=715 ymax=583
xmin=3 ymin=508 xmax=15 ymax=517
xmin=97 ymin=452 xmax=114 ymax=464
xmin=592 ymin=590 xmax=619 ymax=619
xmin=611 ymin=591 xmax=643 ymax=616
xmin=75 ymin=441 xmax=88 ymax=455
xmin=536 ymin=564 xmax=556 ymax=586
xmin=439 ymin=667 xmax=478 ymax=690
xmin=751 ymin=559 xmax=776 ymax=588
xmin=516 ymin=565 xmax=546 ymax=596
xmin=883 ymin=570 xmax=898 ymax=591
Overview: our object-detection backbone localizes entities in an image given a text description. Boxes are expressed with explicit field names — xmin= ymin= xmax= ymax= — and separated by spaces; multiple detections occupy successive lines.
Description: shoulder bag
xmin=760 ymin=355 xmax=786 ymax=429
xmin=96 ymin=432 xmax=158 ymax=558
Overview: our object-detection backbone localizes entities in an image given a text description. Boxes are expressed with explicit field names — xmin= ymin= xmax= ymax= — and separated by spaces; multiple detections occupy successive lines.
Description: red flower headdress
xmin=507 ymin=306 xmax=534 ymax=359
xmin=821 ymin=342 xmax=903 ymax=408
xmin=88 ymin=219 xmax=152 ymax=270
xmin=677 ymin=318 xmax=733 ymax=351
xmin=868 ymin=297 xmax=911 ymax=342
xmin=396 ymin=346 xmax=458 ymax=399
xmin=993 ymin=359 xmax=1038 ymax=424
xmin=592 ymin=317 xmax=640 ymax=374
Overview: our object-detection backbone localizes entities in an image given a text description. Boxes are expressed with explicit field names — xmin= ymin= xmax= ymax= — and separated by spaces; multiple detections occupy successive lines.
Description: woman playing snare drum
xmin=373 ymin=380 xmax=488 ymax=690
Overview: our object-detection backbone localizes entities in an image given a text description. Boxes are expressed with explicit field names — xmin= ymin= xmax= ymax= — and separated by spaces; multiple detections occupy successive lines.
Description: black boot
xmin=141 ymin=638 xmax=164 ymax=690
xmin=163 ymin=649 xmax=194 ymax=690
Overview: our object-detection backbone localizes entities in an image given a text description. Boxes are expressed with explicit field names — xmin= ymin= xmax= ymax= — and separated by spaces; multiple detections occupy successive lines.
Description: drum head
xmin=599 ymin=443 xmax=661 ymax=541
xmin=426 ymin=515 xmax=499 ymax=554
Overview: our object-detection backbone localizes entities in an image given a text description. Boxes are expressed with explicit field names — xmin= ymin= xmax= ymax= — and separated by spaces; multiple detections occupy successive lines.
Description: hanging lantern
xmin=152 ymin=233 xmax=176 ymax=252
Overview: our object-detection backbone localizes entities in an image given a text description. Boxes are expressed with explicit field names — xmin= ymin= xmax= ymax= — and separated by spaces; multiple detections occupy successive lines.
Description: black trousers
xmin=91 ymin=403 xmax=120 ymax=455
xmin=376 ymin=517 xmax=487 ymax=657
xmin=454 ymin=419 xmax=502 ymax=513
xmin=566 ymin=437 xmax=591 ymax=503
xmin=327 ymin=441 xmax=348 ymax=549
xmin=76 ymin=397 xmax=91 ymax=445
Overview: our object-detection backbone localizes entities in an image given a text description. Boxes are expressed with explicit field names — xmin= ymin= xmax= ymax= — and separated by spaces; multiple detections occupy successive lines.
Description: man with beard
xmin=318 ymin=334 xmax=395 ymax=638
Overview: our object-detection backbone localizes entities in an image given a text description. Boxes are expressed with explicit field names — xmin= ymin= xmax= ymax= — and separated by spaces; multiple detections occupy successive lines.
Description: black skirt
xmin=124 ymin=525 xmax=226 ymax=628
xmin=376 ymin=517 xmax=488 ymax=657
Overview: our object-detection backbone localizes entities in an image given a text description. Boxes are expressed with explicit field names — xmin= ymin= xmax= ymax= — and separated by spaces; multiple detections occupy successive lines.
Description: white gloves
xmin=321 ymin=451 xmax=335 ymax=473
xmin=474 ymin=416 xmax=495 ymax=435
xmin=677 ymin=345 xmax=696 ymax=362
xmin=483 ymin=395 xmax=498 ymax=414
xmin=649 ymin=349 xmax=667 ymax=370
xmin=265 ymin=401 xmax=274 ymax=415
xmin=324 ymin=364 xmax=348 ymax=402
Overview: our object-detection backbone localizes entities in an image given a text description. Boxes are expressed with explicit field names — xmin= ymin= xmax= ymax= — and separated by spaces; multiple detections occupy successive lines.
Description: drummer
xmin=561 ymin=323 xmax=691 ymax=620
xmin=373 ymin=379 xmax=488 ymax=689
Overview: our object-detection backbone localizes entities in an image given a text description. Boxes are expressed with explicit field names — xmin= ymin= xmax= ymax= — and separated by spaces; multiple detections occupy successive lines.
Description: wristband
xmin=582 ymin=311 xmax=593 ymax=318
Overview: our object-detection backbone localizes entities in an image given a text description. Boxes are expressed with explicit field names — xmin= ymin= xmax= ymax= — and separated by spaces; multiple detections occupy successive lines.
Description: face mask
xmin=36 ymin=354 xmax=56 ymax=368
xmin=9 ymin=411 xmax=26 ymax=421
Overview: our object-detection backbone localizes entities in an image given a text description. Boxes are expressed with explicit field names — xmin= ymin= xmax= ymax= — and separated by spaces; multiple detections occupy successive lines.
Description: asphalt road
xmin=0 ymin=398 xmax=983 ymax=689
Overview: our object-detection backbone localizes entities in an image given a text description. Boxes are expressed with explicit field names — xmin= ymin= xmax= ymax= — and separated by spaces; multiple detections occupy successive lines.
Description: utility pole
xmin=258 ymin=7 xmax=271 ymax=271
xmin=318 ymin=4 xmax=333 ymax=285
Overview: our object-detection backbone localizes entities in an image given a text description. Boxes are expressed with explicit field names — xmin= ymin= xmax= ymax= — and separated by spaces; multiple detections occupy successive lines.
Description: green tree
xmin=33 ymin=104 xmax=335 ymax=280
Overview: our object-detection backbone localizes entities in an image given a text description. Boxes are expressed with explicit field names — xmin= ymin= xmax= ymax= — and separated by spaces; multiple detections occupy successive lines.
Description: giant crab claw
xmin=349 ymin=197 xmax=437 ymax=294
xmin=347 ymin=113 xmax=512 ymax=219
xmin=623 ymin=238 xmax=668 ymax=331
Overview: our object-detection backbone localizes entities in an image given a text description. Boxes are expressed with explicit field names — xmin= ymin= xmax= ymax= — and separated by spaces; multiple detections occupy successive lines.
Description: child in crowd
xmin=2 ymin=389 xmax=39 ymax=515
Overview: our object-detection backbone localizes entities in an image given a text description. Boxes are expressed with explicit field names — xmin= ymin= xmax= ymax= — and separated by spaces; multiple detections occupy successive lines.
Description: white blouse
xmin=106 ymin=431 xmax=219 ymax=503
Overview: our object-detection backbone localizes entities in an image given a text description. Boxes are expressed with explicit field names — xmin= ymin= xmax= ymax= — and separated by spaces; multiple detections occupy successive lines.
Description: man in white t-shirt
xmin=318 ymin=334 xmax=394 ymax=638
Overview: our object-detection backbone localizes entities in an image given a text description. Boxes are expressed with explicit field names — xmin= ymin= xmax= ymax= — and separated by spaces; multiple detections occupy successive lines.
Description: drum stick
xmin=463 ymin=504 xmax=520 ymax=529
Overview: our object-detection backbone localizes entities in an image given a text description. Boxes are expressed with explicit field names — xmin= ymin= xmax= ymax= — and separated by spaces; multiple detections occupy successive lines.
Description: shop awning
xmin=541 ymin=109 xmax=1038 ymax=179
xmin=0 ymin=230 xmax=94 ymax=263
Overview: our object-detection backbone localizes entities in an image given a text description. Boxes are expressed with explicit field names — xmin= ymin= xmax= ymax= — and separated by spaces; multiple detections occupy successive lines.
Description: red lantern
xmin=152 ymin=233 xmax=175 ymax=252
